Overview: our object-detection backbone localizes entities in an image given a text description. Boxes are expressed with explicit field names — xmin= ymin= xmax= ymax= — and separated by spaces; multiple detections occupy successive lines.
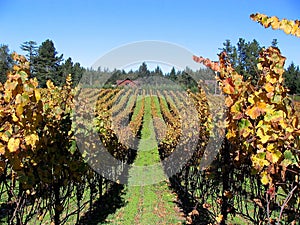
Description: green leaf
xmin=238 ymin=118 xmax=251 ymax=129
xmin=283 ymin=150 xmax=297 ymax=164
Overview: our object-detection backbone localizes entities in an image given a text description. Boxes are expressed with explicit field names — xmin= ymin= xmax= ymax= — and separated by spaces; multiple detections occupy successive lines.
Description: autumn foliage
xmin=193 ymin=13 xmax=300 ymax=224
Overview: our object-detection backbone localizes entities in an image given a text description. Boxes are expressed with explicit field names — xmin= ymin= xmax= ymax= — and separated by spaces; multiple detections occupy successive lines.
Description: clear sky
xmin=0 ymin=0 xmax=299 ymax=69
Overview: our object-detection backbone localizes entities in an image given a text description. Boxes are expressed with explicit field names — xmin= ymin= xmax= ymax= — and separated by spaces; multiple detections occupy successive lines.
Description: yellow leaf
xmin=292 ymin=116 xmax=298 ymax=128
xmin=246 ymin=102 xmax=266 ymax=120
xmin=4 ymin=80 xmax=18 ymax=91
xmin=35 ymin=89 xmax=41 ymax=101
xmin=270 ymin=17 xmax=280 ymax=29
xmin=38 ymin=214 xmax=44 ymax=221
xmin=222 ymin=78 xmax=235 ymax=94
xmin=16 ymin=105 xmax=24 ymax=117
xmin=265 ymin=105 xmax=274 ymax=116
xmin=267 ymin=143 xmax=275 ymax=152
xmin=283 ymin=23 xmax=292 ymax=34
xmin=285 ymin=126 xmax=294 ymax=133
xmin=261 ymin=171 xmax=270 ymax=185
xmin=0 ymin=132 xmax=10 ymax=142
xmin=241 ymin=127 xmax=252 ymax=138
xmin=272 ymin=133 xmax=279 ymax=140
xmin=0 ymin=143 xmax=5 ymax=154
xmin=4 ymin=90 xmax=12 ymax=102
xmin=225 ymin=96 xmax=233 ymax=107
xmin=296 ymin=28 xmax=300 ymax=37
xmin=230 ymin=101 xmax=241 ymax=114
xmin=216 ymin=214 xmax=223 ymax=223
xmin=248 ymin=95 xmax=255 ymax=104
xmin=257 ymin=62 xmax=263 ymax=71
xmin=256 ymin=128 xmax=271 ymax=144
xmin=291 ymin=23 xmax=299 ymax=35
xmin=266 ymin=74 xmax=277 ymax=84
xmin=226 ymin=128 xmax=236 ymax=139
xmin=252 ymin=153 xmax=270 ymax=171
xmin=12 ymin=113 xmax=18 ymax=122
xmin=271 ymin=150 xmax=282 ymax=163
xmin=15 ymin=94 xmax=22 ymax=104
xmin=25 ymin=133 xmax=39 ymax=148
xmin=8 ymin=138 xmax=20 ymax=152
xmin=46 ymin=80 xmax=54 ymax=89
xmin=264 ymin=83 xmax=274 ymax=93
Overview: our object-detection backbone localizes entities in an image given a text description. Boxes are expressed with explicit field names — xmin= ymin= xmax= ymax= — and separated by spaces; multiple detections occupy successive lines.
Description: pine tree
xmin=61 ymin=57 xmax=84 ymax=87
xmin=138 ymin=62 xmax=150 ymax=77
xmin=0 ymin=44 xmax=12 ymax=83
xmin=154 ymin=65 xmax=163 ymax=76
xmin=20 ymin=41 xmax=38 ymax=75
xmin=169 ymin=67 xmax=176 ymax=80
xmin=221 ymin=38 xmax=262 ymax=82
xmin=284 ymin=62 xmax=300 ymax=94
xmin=33 ymin=39 xmax=63 ymax=87
xmin=222 ymin=39 xmax=238 ymax=68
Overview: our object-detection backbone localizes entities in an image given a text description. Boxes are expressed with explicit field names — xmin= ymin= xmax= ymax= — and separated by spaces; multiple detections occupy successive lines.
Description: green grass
xmin=102 ymin=95 xmax=184 ymax=224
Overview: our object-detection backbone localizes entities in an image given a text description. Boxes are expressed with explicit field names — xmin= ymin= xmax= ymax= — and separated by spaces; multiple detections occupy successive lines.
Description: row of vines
xmin=184 ymin=14 xmax=300 ymax=224
xmin=0 ymin=55 xmax=150 ymax=224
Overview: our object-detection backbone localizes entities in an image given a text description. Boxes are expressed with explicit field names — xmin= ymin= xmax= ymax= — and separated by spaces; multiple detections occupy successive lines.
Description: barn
xmin=116 ymin=78 xmax=137 ymax=87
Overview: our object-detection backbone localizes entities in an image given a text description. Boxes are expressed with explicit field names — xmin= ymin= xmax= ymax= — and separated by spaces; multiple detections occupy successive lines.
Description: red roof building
xmin=116 ymin=78 xmax=137 ymax=87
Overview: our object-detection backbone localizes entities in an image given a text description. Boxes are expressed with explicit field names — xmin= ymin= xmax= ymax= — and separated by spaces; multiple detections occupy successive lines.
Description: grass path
xmin=102 ymin=96 xmax=185 ymax=225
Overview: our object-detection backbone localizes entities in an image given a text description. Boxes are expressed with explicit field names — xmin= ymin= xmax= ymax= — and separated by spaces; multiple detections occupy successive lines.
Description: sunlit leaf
xmin=222 ymin=78 xmax=235 ymax=94
xmin=264 ymin=83 xmax=274 ymax=93
xmin=266 ymin=150 xmax=282 ymax=163
xmin=261 ymin=171 xmax=270 ymax=185
xmin=271 ymin=150 xmax=282 ymax=163
xmin=246 ymin=102 xmax=266 ymax=120
xmin=8 ymin=138 xmax=20 ymax=152
xmin=256 ymin=128 xmax=271 ymax=144
xmin=35 ymin=89 xmax=41 ymax=101
xmin=225 ymin=96 xmax=234 ymax=107
xmin=0 ymin=143 xmax=5 ymax=155
xmin=25 ymin=133 xmax=39 ymax=148
xmin=216 ymin=214 xmax=223 ymax=223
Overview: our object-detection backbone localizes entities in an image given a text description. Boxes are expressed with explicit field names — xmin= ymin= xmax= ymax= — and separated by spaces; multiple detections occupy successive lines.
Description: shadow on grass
xmin=78 ymin=182 xmax=126 ymax=225
xmin=169 ymin=176 xmax=214 ymax=225
xmin=0 ymin=202 xmax=13 ymax=224
xmin=78 ymin=147 xmax=137 ymax=225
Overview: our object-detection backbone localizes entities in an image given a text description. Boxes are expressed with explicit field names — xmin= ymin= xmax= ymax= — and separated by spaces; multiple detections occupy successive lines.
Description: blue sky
xmin=0 ymin=0 xmax=299 ymax=69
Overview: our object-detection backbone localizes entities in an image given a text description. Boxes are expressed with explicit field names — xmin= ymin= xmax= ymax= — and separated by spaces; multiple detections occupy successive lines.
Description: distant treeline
xmin=82 ymin=62 xmax=216 ymax=92
xmin=0 ymin=38 xmax=299 ymax=93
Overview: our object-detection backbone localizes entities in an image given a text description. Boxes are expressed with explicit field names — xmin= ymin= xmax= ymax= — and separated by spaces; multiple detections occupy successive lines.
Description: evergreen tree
xmin=33 ymin=39 xmax=63 ymax=87
xmin=0 ymin=44 xmax=12 ymax=83
xmin=222 ymin=39 xmax=238 ymax=68
xmin=72 ymin=62 xmax=84 ymax=87
xmin=138 ymin=62 xmax=150 ymax=77
xmin=20 ymin=41 xmax=38 ymax=74
xmin=244 ymin=39 xmax=261 ymax=81
xmin=221 ymin=38 xmax=262 ymax=82
xmin=169 ymin=67 xmax=176 ymax=80
xmin=61 ymin=57 xmax=84 ymax=87
xmin=154 ymin=65 xmax=163 ymax=76
xmin=178 ymin=71 xmax=198 ymax=90
xmin=284 ymin=62 xmax=300 ymax=94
